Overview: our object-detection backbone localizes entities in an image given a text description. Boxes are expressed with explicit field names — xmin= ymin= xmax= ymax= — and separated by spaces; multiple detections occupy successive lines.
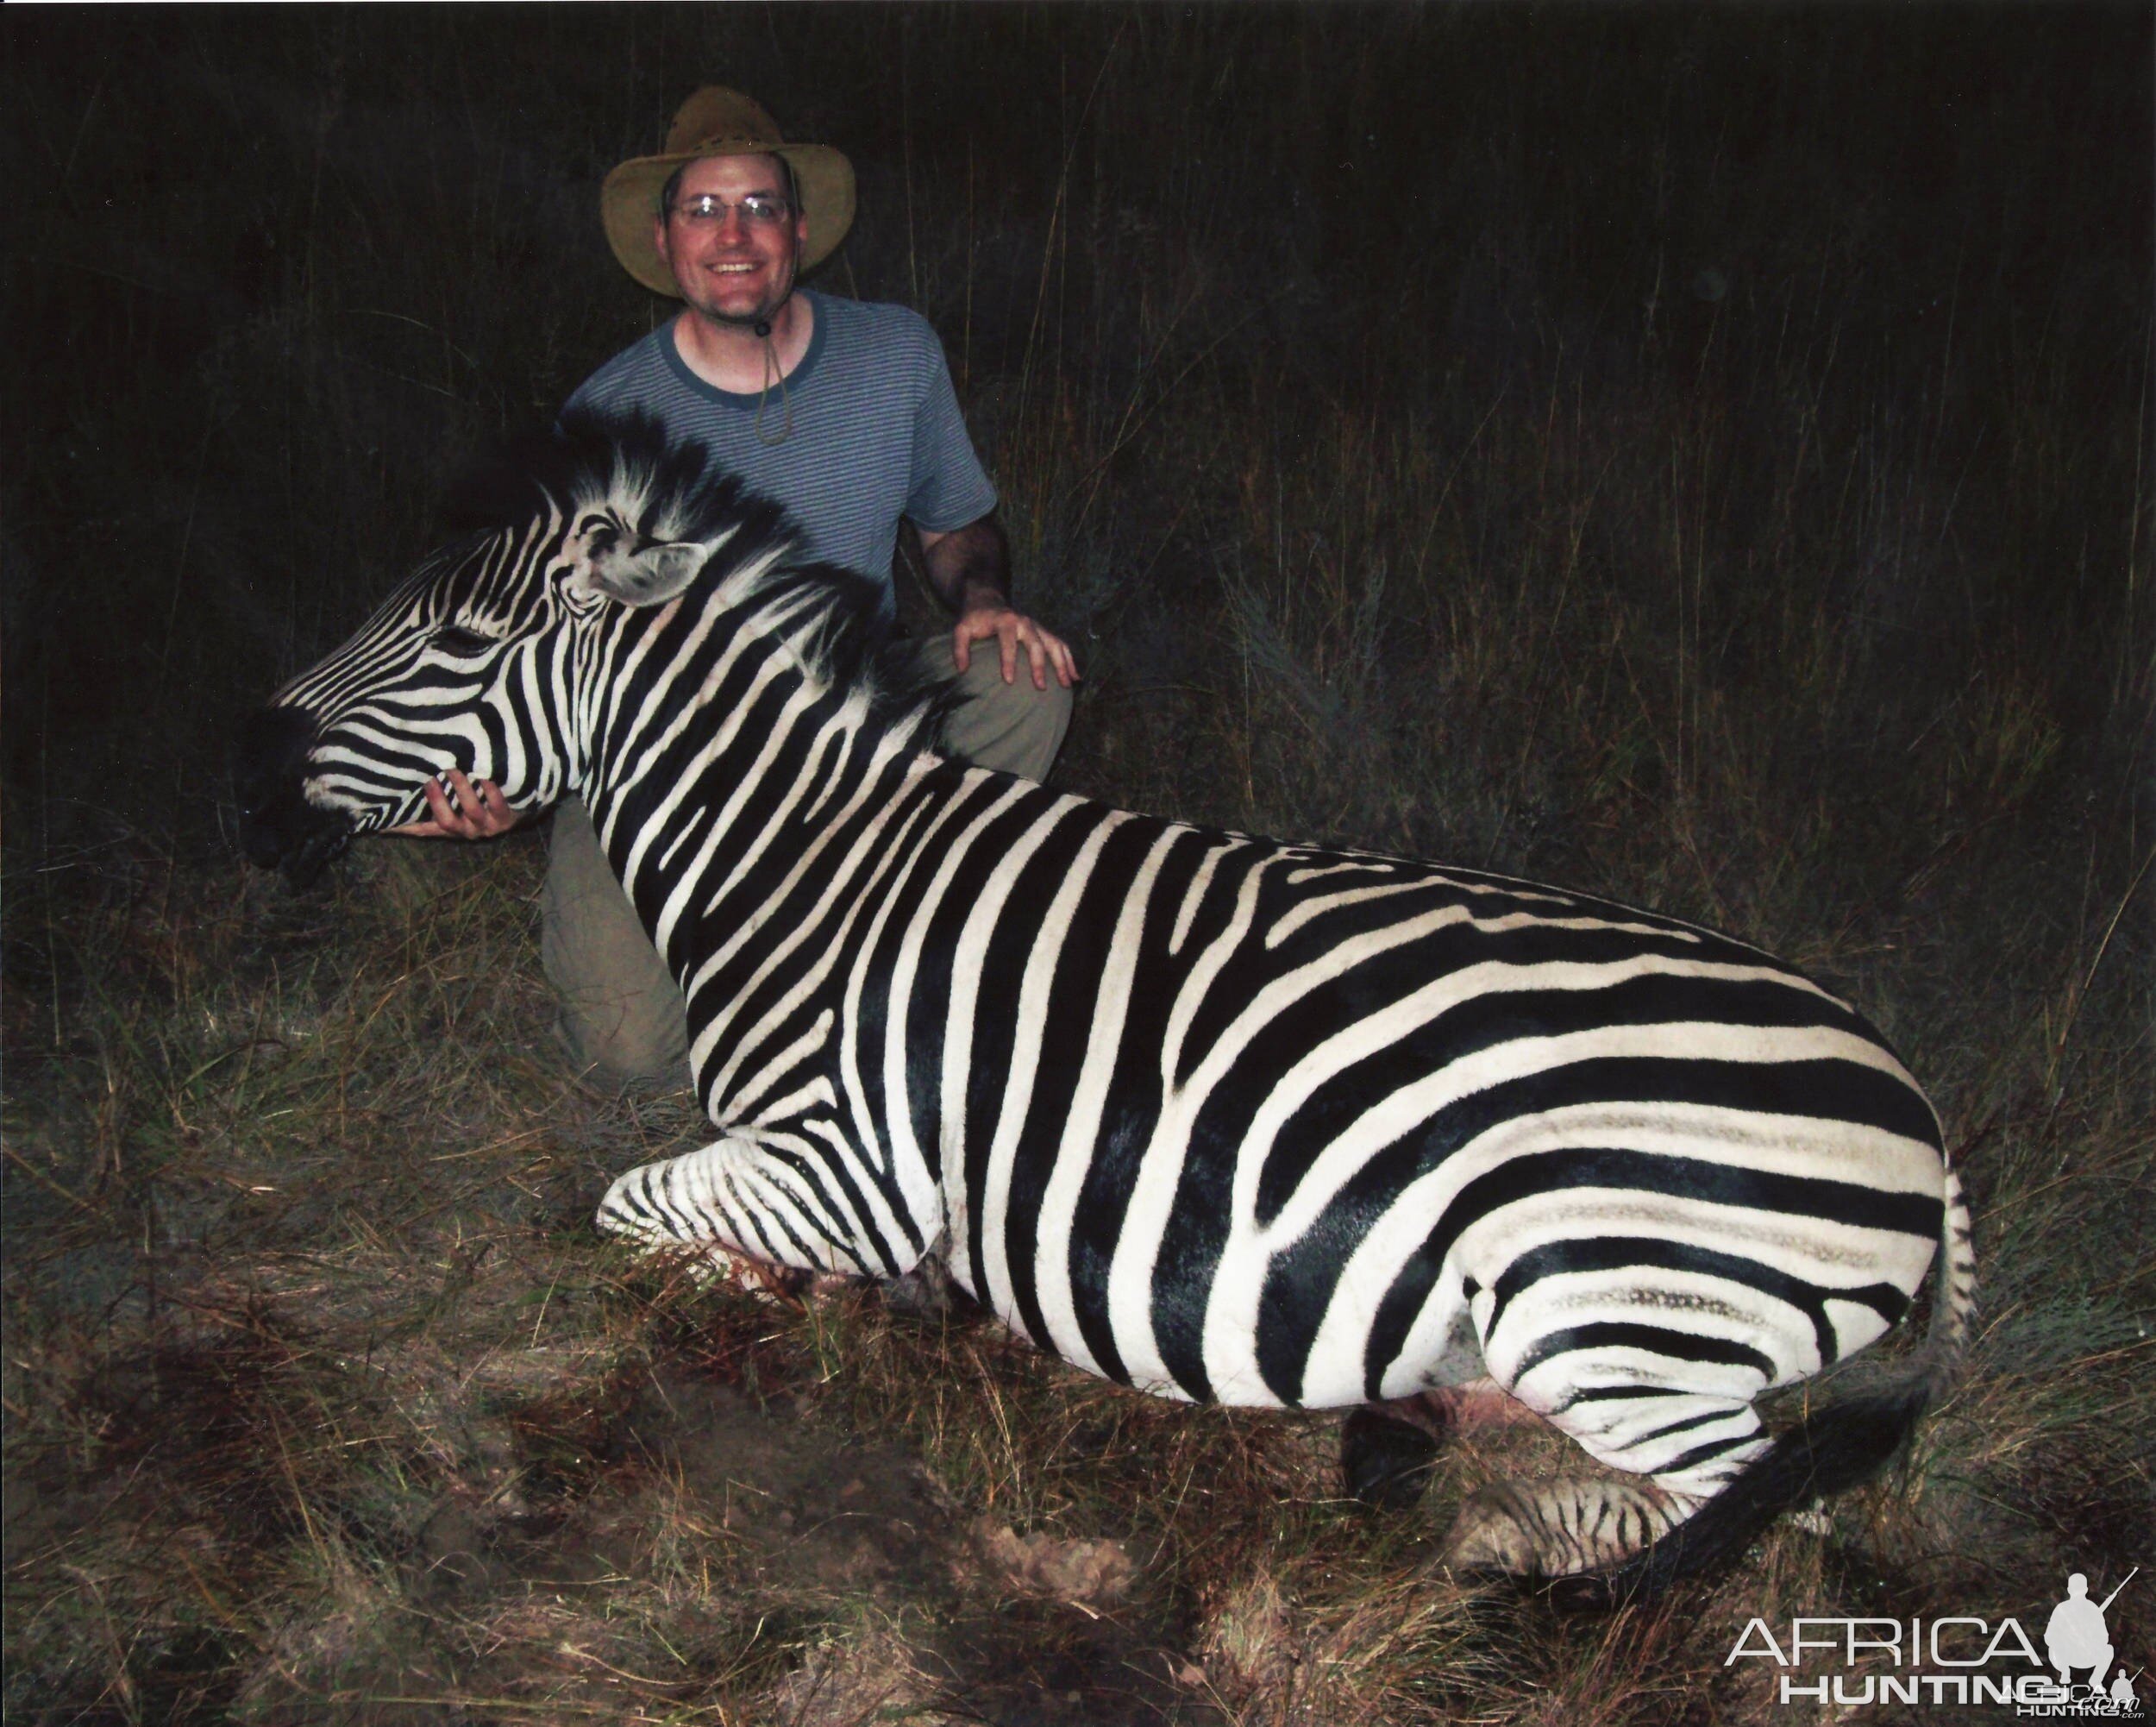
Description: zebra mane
xmin=439 ymin=411 xmax=954 ymax=745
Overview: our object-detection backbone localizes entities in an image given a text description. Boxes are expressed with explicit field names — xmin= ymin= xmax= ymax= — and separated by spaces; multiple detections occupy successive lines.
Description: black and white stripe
xmin=241 ymin=417 xmax=1973 ymax=1587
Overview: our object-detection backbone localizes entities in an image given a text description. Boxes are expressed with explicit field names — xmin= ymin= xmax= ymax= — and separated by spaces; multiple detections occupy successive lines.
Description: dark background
xmin=5 ymin=3 xmax=2147 ymax=859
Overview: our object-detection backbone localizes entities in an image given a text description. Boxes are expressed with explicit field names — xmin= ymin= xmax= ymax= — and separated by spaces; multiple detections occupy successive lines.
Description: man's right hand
xmin=389 ymin=769 xmax=523 ymax=840
xmin=951 ymin=600 xmax=1081 ymax=692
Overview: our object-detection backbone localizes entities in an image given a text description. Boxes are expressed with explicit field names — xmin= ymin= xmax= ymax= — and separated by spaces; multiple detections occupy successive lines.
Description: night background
xmin=4 ymin=6 xmax=2151 ymax=1724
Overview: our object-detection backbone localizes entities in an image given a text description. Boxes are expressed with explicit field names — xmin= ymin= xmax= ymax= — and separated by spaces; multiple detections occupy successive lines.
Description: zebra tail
xmin=1550 ymin=1157 xmax=1977 ymax=1611
xmin=1919 ymin=1161 xmax=1977 ymax=1404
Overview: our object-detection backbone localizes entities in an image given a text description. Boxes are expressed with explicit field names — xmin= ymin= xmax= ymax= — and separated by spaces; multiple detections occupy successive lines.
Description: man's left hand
xmin=952 ymin=603 xmax=1080 ymax=691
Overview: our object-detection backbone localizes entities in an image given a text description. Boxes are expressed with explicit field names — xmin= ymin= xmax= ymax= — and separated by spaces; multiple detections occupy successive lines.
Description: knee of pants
xmin=553 ymin=986 xmax=692 ymax=1087
xmin=541 ymin=796 xmax=692 ymax=1087
xmin=937 ymin=644 xmax=1075 ymax=782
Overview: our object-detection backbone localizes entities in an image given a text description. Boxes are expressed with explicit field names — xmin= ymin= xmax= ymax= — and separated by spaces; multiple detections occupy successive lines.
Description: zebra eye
xmin=434 ymin=625 xmax=496 ymax=656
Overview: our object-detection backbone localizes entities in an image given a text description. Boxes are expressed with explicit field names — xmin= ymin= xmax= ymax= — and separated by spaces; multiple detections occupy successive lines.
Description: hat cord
xmin=752 ymin=319 xmax=793 ymax=446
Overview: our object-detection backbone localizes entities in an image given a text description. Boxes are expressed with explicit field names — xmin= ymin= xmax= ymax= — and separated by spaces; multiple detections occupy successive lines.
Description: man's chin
xmin=701 ymin=300 xmax=783 ymax=330
xmin=680 ymin=274 xmax=793 ymax=330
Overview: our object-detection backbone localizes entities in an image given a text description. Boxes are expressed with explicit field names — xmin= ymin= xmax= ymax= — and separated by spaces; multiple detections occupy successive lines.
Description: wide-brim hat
xmin=600 ymin=86 xmax=856 ymax=297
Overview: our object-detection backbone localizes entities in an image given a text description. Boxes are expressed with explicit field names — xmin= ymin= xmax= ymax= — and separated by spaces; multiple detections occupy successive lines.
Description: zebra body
xmin=238 ymin=418 xmax=1972 ymax=1592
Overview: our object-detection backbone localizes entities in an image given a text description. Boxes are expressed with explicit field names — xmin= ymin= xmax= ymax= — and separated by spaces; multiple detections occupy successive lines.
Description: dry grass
xmin=6 ymin=5 xmax=2153 ymax=1723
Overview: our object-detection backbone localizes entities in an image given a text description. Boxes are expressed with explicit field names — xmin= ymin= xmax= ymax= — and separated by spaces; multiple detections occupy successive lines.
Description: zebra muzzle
xmin=234 ymin=706 xmax=356 ymax=887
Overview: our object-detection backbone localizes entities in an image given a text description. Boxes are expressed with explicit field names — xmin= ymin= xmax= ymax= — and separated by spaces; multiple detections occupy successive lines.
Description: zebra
xmin=236 ymin=415 xmax=1975 ymax=1601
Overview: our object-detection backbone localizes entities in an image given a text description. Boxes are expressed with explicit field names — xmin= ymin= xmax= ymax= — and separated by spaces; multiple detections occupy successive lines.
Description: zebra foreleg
xmin=595 ymin=1137 xmax=873 ymax=1291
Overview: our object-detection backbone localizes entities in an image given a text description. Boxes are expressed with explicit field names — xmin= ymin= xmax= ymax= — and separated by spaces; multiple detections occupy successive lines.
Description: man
xmin=399 ymin=87 xmax=1077 ymax=1087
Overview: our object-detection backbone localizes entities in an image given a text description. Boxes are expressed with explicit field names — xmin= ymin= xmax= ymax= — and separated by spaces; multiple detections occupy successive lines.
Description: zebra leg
xmin=1438 ymin=1387 xmax=1766 ymax=1580
xmin=595 ymin=1137 xmax=874 ymax=1293
xmin=1441 ymin=1475 xmax=1707 ymax=1579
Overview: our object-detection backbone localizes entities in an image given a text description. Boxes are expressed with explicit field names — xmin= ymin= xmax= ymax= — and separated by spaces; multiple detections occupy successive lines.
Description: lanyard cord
xmin=751 ymin=314 xmax=793 ymax=446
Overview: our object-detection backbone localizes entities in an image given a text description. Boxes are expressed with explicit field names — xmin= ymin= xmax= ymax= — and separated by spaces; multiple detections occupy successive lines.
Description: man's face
xmin=654 ymin=154 xmax=809 ymax=328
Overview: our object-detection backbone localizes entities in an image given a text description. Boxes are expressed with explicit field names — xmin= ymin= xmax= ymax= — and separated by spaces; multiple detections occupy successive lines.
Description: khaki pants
xmin=541 ymin=637 xmax=1073 ymax=1088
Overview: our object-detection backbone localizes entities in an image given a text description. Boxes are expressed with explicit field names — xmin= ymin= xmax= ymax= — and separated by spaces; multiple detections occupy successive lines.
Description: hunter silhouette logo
xmin=2050 ymin=1573 xmax=2125 ymax=1692
xmin=2044 ymin=1571 xmax=2140 ymax=1713
xmin=1727 ymin=1567 xmax=2143 ymax=1715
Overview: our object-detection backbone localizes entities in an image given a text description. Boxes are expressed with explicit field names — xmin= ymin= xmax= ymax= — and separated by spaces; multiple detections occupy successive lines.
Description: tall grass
xmin=5 ymin=6 xmax=2151 ymax=1723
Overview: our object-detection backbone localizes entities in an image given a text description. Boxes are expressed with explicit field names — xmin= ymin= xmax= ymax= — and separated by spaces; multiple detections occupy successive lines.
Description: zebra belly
xmin=943 ymin=1103 xmax=1940 ymax=1412
xmin=941 ymin=1168 xmax=1489 ymax=1409
xmin=941 ymin=1234 xmax=1483 ymax=1410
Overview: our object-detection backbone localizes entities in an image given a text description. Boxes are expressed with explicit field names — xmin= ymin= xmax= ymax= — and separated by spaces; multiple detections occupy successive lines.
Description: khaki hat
xmin=600 ymin=87 xmax=856 ymax=296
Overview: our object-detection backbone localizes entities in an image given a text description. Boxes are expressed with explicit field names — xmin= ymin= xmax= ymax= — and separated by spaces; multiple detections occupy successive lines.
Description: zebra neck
xmin=578 ymin=619 xmax=937 ymax=996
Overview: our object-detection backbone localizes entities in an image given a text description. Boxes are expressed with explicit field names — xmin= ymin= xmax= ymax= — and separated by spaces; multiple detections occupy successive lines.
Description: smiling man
xmin=406 ymin=87 xmax=1077 ymax=1088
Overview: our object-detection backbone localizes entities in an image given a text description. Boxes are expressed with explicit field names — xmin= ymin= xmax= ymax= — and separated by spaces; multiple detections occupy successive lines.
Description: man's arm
xmin=918 ymin=513 xmax=1078 ymax=691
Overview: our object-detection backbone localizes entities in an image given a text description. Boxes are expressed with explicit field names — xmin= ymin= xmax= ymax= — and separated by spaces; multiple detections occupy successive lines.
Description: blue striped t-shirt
xmin=564 ymin=291 xmax=997 ymax=612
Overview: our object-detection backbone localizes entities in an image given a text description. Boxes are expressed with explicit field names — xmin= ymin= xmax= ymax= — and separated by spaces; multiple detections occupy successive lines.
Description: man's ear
xmin=579 ymin=538 xmax=708 ymax=606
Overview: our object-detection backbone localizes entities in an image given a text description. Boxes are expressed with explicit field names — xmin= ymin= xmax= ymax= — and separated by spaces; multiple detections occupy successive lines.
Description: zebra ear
xmin=579 ymin=539 xmax=708 ymax=607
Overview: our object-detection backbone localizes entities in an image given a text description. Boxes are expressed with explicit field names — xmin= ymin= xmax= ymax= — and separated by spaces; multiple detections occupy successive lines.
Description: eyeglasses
xmin=667 ymin=192 xmax=793 ymax=228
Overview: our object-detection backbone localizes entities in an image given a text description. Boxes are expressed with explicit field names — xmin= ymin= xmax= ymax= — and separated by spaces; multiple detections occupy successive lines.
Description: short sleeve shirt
xmin=564 ymin=291 xmax=995 ymax=612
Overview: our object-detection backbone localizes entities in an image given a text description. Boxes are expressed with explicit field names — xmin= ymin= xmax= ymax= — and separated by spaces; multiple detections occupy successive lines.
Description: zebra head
xmin=235 ymin=418 xmax=765 ymax=884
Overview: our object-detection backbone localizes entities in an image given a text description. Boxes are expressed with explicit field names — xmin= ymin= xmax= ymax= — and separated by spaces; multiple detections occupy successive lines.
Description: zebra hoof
xmin=1438 ymin=1476 xmax=1687 ymax=1583
xmin=1341 ymin=1409 xmax=1443 ymax=1510
xmin=881 ymin=1253 xmax=956 ymax=1322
